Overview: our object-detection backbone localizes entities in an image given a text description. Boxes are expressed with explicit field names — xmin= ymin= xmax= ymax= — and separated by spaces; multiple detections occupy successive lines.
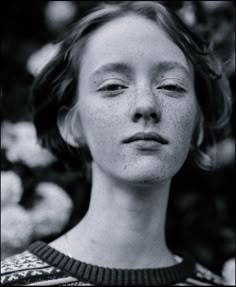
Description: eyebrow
xmin=90 ymin=63 xmax=132 ymax=79
xmin=155 ymin=61 xmax=191 ymax=78
xmin=90 ymin=61 xmax=191 ymax=80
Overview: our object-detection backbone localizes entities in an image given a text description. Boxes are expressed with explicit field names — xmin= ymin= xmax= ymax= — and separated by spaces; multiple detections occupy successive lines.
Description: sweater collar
xmin=28 ymin=241 xmax=195 ymax=286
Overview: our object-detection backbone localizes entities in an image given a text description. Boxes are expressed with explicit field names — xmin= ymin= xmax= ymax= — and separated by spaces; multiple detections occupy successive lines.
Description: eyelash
xmin=98 ymin=84 xmax=127 ymax=92
xmin=157 ymin=84 xmax=186 ymax=93
xmin=97 ymin=83 xmax=186 ymax=97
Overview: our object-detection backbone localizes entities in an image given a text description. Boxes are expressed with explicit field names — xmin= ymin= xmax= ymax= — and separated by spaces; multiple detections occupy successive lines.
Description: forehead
xmin=80 ymin=14 xmax=193 ymax=77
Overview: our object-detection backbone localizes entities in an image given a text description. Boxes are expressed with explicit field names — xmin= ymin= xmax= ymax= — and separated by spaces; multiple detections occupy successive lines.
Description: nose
xmin=131 ymin=87 xmax=161 ymax=124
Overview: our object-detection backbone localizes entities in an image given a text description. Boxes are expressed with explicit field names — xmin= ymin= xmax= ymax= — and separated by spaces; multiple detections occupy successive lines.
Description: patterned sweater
xmin=1 ymin=241 xmax=225 ymax=286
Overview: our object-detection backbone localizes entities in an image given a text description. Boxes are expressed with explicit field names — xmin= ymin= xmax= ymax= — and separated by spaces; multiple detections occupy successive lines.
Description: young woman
xmin=1 ymin=1 xmax=232 ymax=286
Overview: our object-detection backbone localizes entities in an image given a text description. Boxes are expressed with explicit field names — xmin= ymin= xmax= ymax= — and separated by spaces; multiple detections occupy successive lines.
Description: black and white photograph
xmin=1 ymin=1 xmax=235 ymax=286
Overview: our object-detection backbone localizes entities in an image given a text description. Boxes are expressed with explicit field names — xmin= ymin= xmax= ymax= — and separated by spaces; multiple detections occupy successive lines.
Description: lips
xmin=123 ymin=132 xmax=168 ymax=144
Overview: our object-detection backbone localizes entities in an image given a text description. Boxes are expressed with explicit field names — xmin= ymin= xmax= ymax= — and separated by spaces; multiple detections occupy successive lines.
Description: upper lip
xmin=123 ymin=132 xmax=168 ymax=144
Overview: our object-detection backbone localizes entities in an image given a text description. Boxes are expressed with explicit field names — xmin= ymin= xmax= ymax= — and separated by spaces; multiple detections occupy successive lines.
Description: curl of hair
xmin=31 ymin=1 xmax=232 ymax=173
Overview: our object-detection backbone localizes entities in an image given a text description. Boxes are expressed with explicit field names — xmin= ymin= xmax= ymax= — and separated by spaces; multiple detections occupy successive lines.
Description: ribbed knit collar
xmin=28 ymin=241 xmax=195 ymax=286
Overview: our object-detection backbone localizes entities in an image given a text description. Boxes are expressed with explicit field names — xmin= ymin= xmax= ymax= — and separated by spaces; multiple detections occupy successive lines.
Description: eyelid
xmin=97 ymin=79 xmax=128 ymax=90
xmin=157 ymin=78 xmax=187 ymax=89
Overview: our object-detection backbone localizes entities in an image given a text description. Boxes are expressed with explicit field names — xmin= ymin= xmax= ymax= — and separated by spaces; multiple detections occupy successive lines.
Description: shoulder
xmin=184 ymin=262 xmax=225 ymax=286
xmin=1 ymin=251 xmax=64 ymax=286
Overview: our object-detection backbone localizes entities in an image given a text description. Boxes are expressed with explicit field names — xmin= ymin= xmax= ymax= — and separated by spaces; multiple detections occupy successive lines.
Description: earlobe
xmin=57 ymin=106 xmax=80 ymax=147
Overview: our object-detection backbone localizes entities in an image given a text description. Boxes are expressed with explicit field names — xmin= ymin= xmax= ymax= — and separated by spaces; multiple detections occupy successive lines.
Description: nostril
xmin=151 ymin=113 xmax=158 ymax=121
xmin=134 ymin=113 xmax=142 ymax=121
xmin=133 ymin=112 xmax=159 ymax=122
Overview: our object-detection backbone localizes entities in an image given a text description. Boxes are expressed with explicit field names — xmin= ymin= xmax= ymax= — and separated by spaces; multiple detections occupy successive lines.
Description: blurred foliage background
xmin=1 ymin=1 xmax=235 ymax=283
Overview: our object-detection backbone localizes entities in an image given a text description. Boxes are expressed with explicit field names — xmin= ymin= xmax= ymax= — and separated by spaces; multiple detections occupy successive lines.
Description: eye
xmin=157 ymin=84 xmax=186 ymax=93
xmin=97 ymin=83 xmax=128 ymax=97
xmin=98 ymin=84 xmax=127 ymax=92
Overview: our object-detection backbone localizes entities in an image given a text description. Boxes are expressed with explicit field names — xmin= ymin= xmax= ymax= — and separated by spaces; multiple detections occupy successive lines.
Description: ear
xmin=57 ymin=106 xmax=82 ymax=147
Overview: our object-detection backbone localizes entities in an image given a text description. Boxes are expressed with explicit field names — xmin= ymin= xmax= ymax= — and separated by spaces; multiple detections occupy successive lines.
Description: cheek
xmin=78 ymin=99 xmax=119 ymax=156
xmin=167 ymin=101 xmax=197 ymax=156
xmin=155 ymin=101 xmax=197 ymax=178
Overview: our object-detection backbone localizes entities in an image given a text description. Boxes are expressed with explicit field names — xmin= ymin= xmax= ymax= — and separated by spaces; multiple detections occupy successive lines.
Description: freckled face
xmin=76 ymin=14 xmax=198 ymax=184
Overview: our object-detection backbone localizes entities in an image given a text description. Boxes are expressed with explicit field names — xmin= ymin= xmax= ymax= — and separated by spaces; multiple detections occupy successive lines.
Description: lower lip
xmin=128 ymin=140 xmax=164 ymax=150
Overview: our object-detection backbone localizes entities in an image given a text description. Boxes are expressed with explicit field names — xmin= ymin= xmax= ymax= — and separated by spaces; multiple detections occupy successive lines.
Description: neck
xmin=68 ymin=162 xmax=175 ymax=268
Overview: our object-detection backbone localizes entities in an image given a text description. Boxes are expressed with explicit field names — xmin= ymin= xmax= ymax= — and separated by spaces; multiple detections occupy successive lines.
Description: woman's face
xmin=76 ymin=14 xmax=198 ymax=184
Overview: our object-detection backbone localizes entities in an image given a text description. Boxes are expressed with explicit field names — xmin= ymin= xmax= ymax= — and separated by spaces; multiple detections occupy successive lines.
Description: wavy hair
xmin=31 ymin=1 xmax=232 ymax=173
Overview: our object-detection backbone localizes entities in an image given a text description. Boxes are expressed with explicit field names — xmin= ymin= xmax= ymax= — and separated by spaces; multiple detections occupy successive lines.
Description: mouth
xmin=123 ymin=132 xmax=168 ymax=145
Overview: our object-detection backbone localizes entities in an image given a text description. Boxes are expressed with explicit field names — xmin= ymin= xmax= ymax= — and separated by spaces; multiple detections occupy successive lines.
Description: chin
xmin=119 ymin=159 xmax=185 ymax=186
xmin=119 ymin=168 xmax=171 ymax=186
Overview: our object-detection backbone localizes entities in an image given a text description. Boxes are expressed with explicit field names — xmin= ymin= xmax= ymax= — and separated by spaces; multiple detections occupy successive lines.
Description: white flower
xmin=1 ymin=171 xmax=23 ymax=207
xmin=30 ymin=182 xmax=73 ymax=238
xmin=1 ymin=206 xmax=33 ymax=260
xmin=45 ymin=1 xmax=77 ymax=31
xmin=1 ymin=121 xmax=16 ymax=149
xmin=215 ymin=138 xmax=235 ymax=168
xmin=222 ymin=258 xmax=235 ymax=285
xmin=2 ymin=121 xmax=56 ymax=167
xmin=7 ymin=140 xmax=56 ymax=168
xmin=27 ymin=43 xmax=60 ymax=76
xmin=177 ymin=2 xmax=196 ymax=27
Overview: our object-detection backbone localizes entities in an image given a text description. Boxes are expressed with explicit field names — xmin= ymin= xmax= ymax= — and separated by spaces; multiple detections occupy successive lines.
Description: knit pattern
xmin=1 ymin=251 xmax=91 ymax=286
xmin=1 ymin=247 xmax=225 ymax=286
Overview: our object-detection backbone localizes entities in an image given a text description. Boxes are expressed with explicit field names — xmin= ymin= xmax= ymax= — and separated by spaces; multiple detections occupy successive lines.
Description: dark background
xmin=1 ymin=1 xmax=235 ymax=276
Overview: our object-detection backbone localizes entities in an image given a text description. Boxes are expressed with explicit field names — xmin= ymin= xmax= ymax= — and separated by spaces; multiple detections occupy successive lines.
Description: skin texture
xmin=77 ymin=14 xmax=198 ymax=184
xmin=55 ymin=14 xmax=199 ymax=269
